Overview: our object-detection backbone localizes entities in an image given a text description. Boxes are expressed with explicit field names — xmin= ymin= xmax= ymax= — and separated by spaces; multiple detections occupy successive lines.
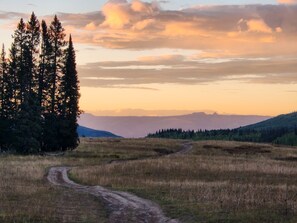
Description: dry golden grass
xmin=0 ymin=138 xmax=184 ymax=223
xmin=3 ymin=138 xmax=297 ymax=222
xmin=72 ymin=140 xmax=297 ymax=223
xmin=0 ymin=156 xmax=109 ymax=223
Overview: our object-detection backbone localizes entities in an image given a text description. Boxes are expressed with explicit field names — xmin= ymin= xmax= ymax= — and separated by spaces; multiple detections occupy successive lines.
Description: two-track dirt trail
xmin=47 ymin=142 xmax=193 ymax=223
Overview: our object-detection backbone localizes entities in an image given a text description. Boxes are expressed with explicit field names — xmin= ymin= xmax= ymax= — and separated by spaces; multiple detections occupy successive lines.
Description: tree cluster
xmin=0 ymin=13 xmax=80 ymax=154
xmin=147 ymin=127 xmax=297 ymax=146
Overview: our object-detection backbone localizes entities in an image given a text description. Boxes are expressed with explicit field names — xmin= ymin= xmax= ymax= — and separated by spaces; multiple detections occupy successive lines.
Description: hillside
xmin=77 ymin=126 xmax=121 ymax=138
xmin=242 ymin=112 xmax=297 ymax=130
xmin=78 ymin=113 xmax=270 ymax=138
xmin=148 ymin=112 xmax=297 ymax=146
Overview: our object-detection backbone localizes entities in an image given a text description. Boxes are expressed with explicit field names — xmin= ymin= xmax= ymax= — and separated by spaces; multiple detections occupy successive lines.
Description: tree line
xmin=147 ymin=127 xmax=297 ymax=146
xmin=0 ymin=13 xmax=80 ymax=154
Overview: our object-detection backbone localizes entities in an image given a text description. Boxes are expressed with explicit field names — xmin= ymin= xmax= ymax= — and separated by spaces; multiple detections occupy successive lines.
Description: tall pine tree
xmin=48 ymin=15 xmax=66 ymax=114
xmin=0 ymin=45 xmax=6 ymax=150
xmin=39 ymin=20 xmax=52 ymax=109
xmin=0 ymin=45 xmax=14 ymax=150
xmin=43 ymin=15 xmax=67 ymax=151
xmin=12 ymin=14 xmax=42 ymax=154
xmin=59 ymin=35 xmax=80 ymax=150
xmin=0 ymin=13 xmax=80 ymax=154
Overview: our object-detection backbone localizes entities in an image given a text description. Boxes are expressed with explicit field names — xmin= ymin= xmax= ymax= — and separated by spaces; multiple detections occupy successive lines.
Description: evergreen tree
xmin=42 ymin=15 xmax=67 ymax=151
xmin=59 ymin=35 xmax=80 ymax=150
xmin=0 ymin=14 xmax=80 ymax=153
xmin=38 ymin=20 xmax=52 ymax=109
xmin=48 ymin=15 xmax=66 ymax=114
xmin=0 ymin=45 xmax=5 ymax=116
xmin=0 ymin=45 xmax=14 ymax=150
xmin=12 ymin=18 xmax=28 ymax=106
xmin=10 ymin=14 xmax=42 ymax=154
xmin=0 ymin=45 xmax=6 ymax=150
xmin=8 ymin=42 xmax=19 ymax=116
xmin=13 ymin=96 xmax=42 ymax=154
xmin=26 ymin=12 xmax=40 ymax=97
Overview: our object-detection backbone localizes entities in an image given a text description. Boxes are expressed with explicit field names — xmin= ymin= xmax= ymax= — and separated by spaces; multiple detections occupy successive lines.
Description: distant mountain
xmin=242 ymin=112 xmax=297 ymax=130
xmin=78 ymin=113 xmax=270 ymax=138
xmin=77 ymin=126 xmax=121 ymax=138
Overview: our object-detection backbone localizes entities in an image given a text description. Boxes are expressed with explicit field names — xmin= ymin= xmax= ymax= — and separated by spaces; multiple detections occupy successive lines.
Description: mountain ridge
xmin=77 ymin=126 xmax=121 ymax=138
xmin=78 ymin=112 xmax=271 ymax=138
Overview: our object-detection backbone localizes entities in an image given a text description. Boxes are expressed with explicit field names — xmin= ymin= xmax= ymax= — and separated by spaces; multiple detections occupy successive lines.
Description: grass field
xmin=0 ymin=138 xmax=182 ymax=223
xmin=2 ymin=138 xmax=297 ymax=222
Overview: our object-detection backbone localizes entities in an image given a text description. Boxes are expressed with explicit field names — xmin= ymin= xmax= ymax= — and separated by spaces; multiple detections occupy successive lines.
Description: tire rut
xmin=47 ymin=142 xmax=193 ymax=223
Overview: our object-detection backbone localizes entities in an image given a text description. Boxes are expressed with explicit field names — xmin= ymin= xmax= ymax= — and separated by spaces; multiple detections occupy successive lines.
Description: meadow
xmin=1 ymin=138 xmax=297 ymax=222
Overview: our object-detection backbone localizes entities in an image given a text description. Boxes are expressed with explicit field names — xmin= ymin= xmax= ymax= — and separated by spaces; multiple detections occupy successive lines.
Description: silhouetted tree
xmin=0 ymin=13 xmax=80 ymax=154
xmin=58 ymin=35 xmax=80 ymax=150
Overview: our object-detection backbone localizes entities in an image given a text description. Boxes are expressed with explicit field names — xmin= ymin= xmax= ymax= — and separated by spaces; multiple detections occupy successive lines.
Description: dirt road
xmin=47 ymin=142 xmax=192 ymax=223
xmin=47 ymin=166 xmax=179 ymax=223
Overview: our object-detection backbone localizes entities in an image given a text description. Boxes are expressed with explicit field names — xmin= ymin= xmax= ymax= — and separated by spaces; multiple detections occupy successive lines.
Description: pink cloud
xmin=55 ymin=2 xmax=297 ymax=57
xmin=101 ymin=0 xmax=159 ymax=28
xmin=278 ymin=0 xmax=297 ymax=4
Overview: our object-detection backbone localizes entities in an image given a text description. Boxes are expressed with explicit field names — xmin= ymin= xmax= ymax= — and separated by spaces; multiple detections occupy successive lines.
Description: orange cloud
xmin=278 ymin=0 xmax=297 ymax=4
xmin=57 ymin=2 xmax=297 ymax=57
xmin=85 ymin=22 xmax=97 ymax=30
xmin=101 ymin=0 xmax=159 ymax=28
xmin=246 ymin=19 xmax=272 ymax=33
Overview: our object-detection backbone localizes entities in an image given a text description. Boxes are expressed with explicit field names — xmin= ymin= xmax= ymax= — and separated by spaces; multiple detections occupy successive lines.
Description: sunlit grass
xmin=0 ymin=138 xmax=183 ymax=223
xmin=2 ymin=138 xmax=297 ymax=222
xmin=72 ymin=140 xmax=297 ymax=223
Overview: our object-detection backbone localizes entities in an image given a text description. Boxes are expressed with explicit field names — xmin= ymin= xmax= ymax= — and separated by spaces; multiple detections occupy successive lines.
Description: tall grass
xmin=3 ymin=138 xmax=297 ymax=222
xmin=0 ymin=138 xmax=183 ymax=222
xmin=72 ymin=140 xmax=297 ymax=223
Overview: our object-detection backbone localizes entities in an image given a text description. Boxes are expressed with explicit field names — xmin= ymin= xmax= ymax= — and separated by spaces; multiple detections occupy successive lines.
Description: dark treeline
xmin=147 ymin=127 xmax=297 ymax=146
xmin=0 ymin=13 xmax=80 ymax=154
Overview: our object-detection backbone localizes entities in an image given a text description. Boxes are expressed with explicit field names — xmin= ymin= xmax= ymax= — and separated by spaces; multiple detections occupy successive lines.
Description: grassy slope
xmin=242 ymin=112 xmax=297 ymax=130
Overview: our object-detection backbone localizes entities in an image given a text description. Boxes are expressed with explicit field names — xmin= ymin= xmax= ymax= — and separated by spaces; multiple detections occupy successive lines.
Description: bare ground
xmin=47 ymin=143 xmax=193 ymax=223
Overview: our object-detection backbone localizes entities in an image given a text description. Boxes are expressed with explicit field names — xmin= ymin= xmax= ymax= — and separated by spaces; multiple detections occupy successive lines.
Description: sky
xmin=1 ymin=0 xmax=297 ymax=116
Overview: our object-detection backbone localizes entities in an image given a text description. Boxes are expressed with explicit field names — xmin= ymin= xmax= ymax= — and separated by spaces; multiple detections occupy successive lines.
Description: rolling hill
xmin=78 ymin=112 xmax=270 ymax=138
xmin=242 ymin=112 xmax=297 ymax=130
xmin=77 ymin=126 xmax=121 ymax=138
xmin=148 ymin=111 xmax=297 ymax=146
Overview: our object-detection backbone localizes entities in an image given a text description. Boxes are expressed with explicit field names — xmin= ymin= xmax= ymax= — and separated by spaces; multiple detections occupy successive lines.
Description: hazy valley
xmin=79 ymin=112 xmax=270 ymax=138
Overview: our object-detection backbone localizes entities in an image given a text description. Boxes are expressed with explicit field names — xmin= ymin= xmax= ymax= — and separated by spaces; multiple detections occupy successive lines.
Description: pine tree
xmin=59 ymin=35 xmax=80 ymax=150
xmin=1 ymin=13 xmax=80 ymax=153
xmin=0 ymin=45 xmax=6 ymax=150
xmin=0 ymin=45 xmax=12 ymax=118
xmin=0 ymin=45 xmax=14 ymax=150
xmin=48 ymin=15 xmax=66 ymax=114
xmin=11 ymin=15 xmax=42 ymax=154
xmin=42 ymin=15 xmax=67 ymax=151
xmin=8 ymin=42 xmax=19 ymax=116
xmin=26 ymin=12 xmax=40 ymax=97
xmin=12 ymin=18 xmax=28 ymax=106
xmin=0 ymin=45 xmax=5 ymax=117
xmin=13 ymin=97 xmax=42 ymax=154
xmin=39 ymin=20 xmax=52 ymax=109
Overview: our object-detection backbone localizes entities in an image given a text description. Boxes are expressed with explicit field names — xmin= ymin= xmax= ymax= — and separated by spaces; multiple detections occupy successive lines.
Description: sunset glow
xmin=1 ymin=0 xmax=297 ymax=116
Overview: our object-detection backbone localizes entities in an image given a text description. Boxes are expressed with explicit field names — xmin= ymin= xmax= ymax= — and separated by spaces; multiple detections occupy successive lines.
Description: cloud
xmin=278 ymin=0 xmax=297 ymax=4
xmin=52 ymin=2 xmax=297 ymax=58
xmin=77 ymin=56 xmax=297 ymax=88
xmin=101 ymin=0 xmax=159 ymax=28
xmin=0 ymin=11 xmax=28 ymax=20
xmin=2 ymin=2 xmax=297 ymax=57
xmin=238 ymin=19 xmax=273 ymax=33
xmin=138 ymin=54 xmax=185 ymax=63
xmin=88 ymin=108 xmax=216 ymax=116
